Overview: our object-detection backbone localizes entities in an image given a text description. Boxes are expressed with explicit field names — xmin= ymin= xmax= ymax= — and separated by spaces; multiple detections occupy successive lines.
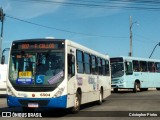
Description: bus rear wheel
xmin=113 ymin=88 xmax=118 ymax=93
xmin=71 ymin=92 xmax=81 ymax=113
xmin=97 ymin=89 xmax=103 ymax=105
xmin=156 ymin=88 xmax=160 ymax=90
xmin=140 ymin=88 xmax=148 ymax=91
xmin=133 ymin=82 xmax=140 ymax=93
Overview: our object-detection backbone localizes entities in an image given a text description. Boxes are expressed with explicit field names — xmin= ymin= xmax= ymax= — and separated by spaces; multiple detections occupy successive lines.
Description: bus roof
xmin=111 ymin=56 xmax=160 ymax=62
xmin=12 ymin=38 xmax=65 ymax=43
xmin=66 ymin=40 xmax=109 ymax=59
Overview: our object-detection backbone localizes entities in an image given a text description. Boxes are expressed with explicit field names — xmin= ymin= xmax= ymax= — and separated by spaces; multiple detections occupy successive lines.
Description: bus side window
xmin=125 ymin=61 xmax=133 ymax=75
xmin=155 ymin=62 xmax=160 ymax=73
xmin=102 ymin=59 xmax=105 ymax=75
xmin=148 ymin=62 xmax=155 ymax=72
xmin=76 ymin=50 xmax=84 ymax=73
xmin=68 ymin=54 xmax=75 ymax=77
xmin=133 ymin=60 xmax=140 ymax=72
xmin=97 ymin=57 xmax=102 ymax=75
xmin=140 ymin=61 xmax=148 ymax=72
xmin=84 ymin=53 xmax=91 ymax=74
xmin=105 ymin=60 xmax=110 ymax=76
xmin=91 ymin=55 xmax=96 ymax=74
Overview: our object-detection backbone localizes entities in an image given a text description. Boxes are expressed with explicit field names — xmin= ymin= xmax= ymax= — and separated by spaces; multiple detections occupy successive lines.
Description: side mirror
xmin=1 ymin=48 xmax=10 ymax=64
xmin=1 ymin=55 xmax=5 ymax=64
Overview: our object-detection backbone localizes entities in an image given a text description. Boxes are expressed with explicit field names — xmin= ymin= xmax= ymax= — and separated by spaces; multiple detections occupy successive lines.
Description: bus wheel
xmin=114 ymin=88 xmax=118 ymax=93
xmin=133 ymin=82 xmax=139 ymax=93
xmin=156 ymin=88 xmax=160 ymax=90
xmin=140 ymin=88 xmax=148 ymax=91
xmin=97 ymin=89 xmax=103 ymax=105
xmin=71 ymin=93 xmax=81 ymax=113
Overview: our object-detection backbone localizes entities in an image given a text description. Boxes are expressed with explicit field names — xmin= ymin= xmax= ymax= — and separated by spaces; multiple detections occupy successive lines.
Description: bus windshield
xmin=9 ymin=42 xmax=65 ymax=92
xmin=111 ymin=62 xmax=124 ymax=78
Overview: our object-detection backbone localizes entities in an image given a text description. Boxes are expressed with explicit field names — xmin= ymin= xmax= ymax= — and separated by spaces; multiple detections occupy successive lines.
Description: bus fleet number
xmin=40 ymin=93 xmax=50 ymax=97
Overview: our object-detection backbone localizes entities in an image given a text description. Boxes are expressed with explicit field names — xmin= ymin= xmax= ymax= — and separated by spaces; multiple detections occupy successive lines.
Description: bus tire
xmin=133 ymin=82 xmax=139 ymax=93
xmin=71 ymin=92 xmax=81 ymax=113
xmin=113 ymin=88 xmax=118 ymax=93
xmin=97 ymin=89 xmax=103 ymax=105
xmin=156 ymin=88 xmax=160 ymax=90
xmin=140 ymin=88 xmax=148 ymax=91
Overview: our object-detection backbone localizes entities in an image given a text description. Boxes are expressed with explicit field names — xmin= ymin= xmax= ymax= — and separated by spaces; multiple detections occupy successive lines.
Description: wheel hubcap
xmin=75 ymin=96 xmax=79 ymax=110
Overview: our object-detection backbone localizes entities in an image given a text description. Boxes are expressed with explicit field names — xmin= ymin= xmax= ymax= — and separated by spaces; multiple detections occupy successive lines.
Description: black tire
xmin=156 ymin=88 xmax=160 ymax=90
xmin=113 ymin=88 xmax=118 ymax=93
xmin=97 ymin=89 xmax=103 ymax=105
xmin=71 ymin=92 xmax=81 ymax=113
xmin=133 ymin=82 xmax=139 ymax=93
xmin=140 ymin=88 xmax=148 ymax=91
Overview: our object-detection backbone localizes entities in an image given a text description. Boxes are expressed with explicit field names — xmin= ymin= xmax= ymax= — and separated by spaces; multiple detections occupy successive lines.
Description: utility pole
xmin=129 ymin=16 xmax=133 ymax=57
xmin=0 ymin=8 xmax=5 ymax=63
xmin=129 ymin=16 xmax=138 ymax=57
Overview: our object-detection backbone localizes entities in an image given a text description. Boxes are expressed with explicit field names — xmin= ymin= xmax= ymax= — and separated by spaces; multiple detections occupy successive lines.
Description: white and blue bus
xmin=110 ymin=56 xmax=160 ymax=93
xmin=6 ymin=38 xmax=111 ymax=112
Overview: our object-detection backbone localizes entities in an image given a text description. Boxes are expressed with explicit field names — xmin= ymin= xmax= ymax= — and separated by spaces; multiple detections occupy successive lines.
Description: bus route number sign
xmin=20 ymin=43 xmax=55 ymax=49
xmin=19 ymin=71 xmax=32 ymax=78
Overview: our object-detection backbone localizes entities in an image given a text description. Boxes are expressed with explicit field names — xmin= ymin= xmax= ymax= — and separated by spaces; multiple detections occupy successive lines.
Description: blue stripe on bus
xmin=7 ymin=95 xmax=67 ymax=108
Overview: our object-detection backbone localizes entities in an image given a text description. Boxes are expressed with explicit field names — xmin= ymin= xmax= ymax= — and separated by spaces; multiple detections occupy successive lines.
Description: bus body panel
xmin=7 ymin=76 xmax=68 ymax=108
xmin=7 ymin=95 xmax=67 ymax=108
xmin=66 ymin=40 xmax=111 ymax=107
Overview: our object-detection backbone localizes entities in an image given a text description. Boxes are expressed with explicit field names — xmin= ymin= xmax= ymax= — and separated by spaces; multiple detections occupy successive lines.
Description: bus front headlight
xmin=53 ymin=87 xmax=65 ymax=98
xmin=7 ymin=86 xmax=15 ymax=96
xmin=119 ymin=79 xmax=124 ymax=84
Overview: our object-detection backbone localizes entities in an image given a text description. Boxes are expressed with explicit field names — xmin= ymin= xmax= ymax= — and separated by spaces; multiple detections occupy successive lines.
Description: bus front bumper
xmin=7 ymin=95 xmax=67 ymax=108
xmin=111 ymin=84 xmax=125 ymax=88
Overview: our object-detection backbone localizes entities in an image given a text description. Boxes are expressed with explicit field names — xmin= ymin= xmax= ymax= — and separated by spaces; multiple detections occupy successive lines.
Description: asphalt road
xmin=0 ymin=89 xmax=160 ymax=120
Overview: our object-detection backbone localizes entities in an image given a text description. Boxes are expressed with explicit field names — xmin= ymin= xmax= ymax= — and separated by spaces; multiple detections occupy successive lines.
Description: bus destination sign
xmin=20 ymin=43 xmax=55 ymax=49
xmin=14 ymin=41 xmax=64 ymax=50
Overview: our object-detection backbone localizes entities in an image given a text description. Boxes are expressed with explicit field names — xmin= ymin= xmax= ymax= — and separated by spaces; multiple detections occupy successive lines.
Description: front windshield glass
xmin=111 ymin=62 xmax=124 ymax=78
xmin=9 ymin=50 xmax=64 ymax=91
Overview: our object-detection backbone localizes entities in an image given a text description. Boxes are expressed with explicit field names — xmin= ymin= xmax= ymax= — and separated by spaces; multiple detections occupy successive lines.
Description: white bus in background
xmin=110 ymin=56 xmax=160 ymax=93
xmin=0 ymin=64 xmax=7 ymax=94
xmin=0 ymin=48 xmax=10 ymax=95
xmin=6 ymin=38 xmax=111 ymax=113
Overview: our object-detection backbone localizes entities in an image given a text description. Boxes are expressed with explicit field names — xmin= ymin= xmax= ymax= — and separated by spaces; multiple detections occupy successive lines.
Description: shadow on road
xmin=111 ymin=90 xmax=134 ymax=94
xmin=0 ymin=101 xmax=103 ymax=117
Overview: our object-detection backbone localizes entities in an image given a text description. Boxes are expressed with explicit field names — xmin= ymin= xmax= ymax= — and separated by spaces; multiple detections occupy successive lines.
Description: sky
xmin=1 ymin=0 xmax=160 ymax=61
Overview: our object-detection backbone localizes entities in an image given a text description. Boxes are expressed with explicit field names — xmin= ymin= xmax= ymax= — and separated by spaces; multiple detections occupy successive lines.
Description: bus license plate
xmin=28 ymin=103 xmax=39 ymax=108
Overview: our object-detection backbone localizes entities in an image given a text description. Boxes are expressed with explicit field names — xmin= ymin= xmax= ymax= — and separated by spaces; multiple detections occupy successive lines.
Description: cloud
xmin=1 ymin=0 xmax=66 ymax=19
xmin=0 ymin=0 xmax=130 ymax=20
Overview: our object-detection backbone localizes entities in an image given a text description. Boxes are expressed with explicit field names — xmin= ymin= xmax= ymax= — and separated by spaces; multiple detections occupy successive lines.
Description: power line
xmin=13 ymin=0 xmax=160 ymax=5
xmin=11 ymin=0 xmax=160 ymax=11
xmin=134 ymin=33 xmax=159 ymax=43
xmin=6 ymin=15 xmax=128 ymax=38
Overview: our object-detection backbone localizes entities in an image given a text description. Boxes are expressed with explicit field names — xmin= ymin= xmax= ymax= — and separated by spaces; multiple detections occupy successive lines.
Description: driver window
xmin=125 ymin=61 xmax=133 ymax=75
xmin=68 ymin=54 xmax=75 ymax=78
